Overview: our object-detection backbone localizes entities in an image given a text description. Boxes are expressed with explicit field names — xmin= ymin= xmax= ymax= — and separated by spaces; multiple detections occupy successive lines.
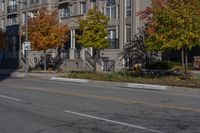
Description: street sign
xmin=24 ymin=41 xmax=31 ymax=51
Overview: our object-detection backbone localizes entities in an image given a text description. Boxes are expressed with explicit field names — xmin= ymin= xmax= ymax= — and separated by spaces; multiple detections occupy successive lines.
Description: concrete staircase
xmin=84 ymin=51 xmax=104 ymax=72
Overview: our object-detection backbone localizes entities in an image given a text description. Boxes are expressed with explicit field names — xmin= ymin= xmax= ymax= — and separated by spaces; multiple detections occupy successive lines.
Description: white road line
xmin=64 ymin=110 xmax=164 ymax=133
xmin=0 ymin=95 xmax=21 ymax=102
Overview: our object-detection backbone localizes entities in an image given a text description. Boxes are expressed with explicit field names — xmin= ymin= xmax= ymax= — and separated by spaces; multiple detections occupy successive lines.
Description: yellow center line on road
xmin=2 ymin=83 xmax=200 ymax=113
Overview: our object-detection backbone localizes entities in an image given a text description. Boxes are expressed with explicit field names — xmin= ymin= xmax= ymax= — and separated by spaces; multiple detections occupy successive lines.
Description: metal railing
xmin=53 ymin=49 xmax=69 ymax=69
xmin=34 ymin=49 xmax=69 ymax=70
xmin=103 ymin=60 xmax=115 ymax=71
xmin=85 ymin=50 xmax=95 ymax=69
xmin=84 ymin=50 xmax=115 ymax=71
xmin=7 ymin=4 xmax=18 ymax=14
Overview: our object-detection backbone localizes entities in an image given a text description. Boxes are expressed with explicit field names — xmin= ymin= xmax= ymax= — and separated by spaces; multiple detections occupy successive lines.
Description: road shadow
xmin=0 ymin=58 xmax=20 ymax=82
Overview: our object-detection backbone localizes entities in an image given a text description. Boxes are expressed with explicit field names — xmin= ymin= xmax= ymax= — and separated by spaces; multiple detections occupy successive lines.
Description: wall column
xmin=69 ymin=29 xmax=75 ymax=59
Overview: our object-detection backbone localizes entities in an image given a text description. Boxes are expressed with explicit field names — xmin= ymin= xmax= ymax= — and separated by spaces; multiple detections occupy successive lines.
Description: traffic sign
xmin=24 ymin=41 xmax=31 ymax=50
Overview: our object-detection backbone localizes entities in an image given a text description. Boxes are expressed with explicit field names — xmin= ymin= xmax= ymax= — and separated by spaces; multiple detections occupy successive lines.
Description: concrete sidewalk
xmin=0 ymin=69 xmax=59 ymax=79
xmin=1 ymin=70 xmax=199 ymax=92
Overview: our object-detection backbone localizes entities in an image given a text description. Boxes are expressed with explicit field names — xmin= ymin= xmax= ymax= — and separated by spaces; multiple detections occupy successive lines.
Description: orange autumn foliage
xmin=27 ymin=8 xmax=69 ymax=51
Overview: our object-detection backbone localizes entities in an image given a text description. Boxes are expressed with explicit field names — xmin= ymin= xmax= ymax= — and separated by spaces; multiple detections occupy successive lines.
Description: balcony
xmin=7 ymin=4 xmax=18 ymax=14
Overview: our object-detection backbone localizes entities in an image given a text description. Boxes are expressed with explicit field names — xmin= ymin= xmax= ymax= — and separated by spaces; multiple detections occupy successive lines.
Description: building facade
xmin=0 ymin=0 xmax=150 ymax=70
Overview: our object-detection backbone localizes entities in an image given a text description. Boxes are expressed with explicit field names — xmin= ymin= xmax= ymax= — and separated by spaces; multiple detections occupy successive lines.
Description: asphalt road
xmin=0 ymin=78 xmax=200 ymax=133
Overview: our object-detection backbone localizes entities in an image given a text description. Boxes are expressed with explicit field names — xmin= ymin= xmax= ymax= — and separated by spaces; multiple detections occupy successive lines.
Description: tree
xmin=138 ymin=0 xmax=200 ymax=79
xmin=27 ymin=8 xmax=69 ymax=70
xmin=120 ymin=30 xmax=147 ymax=67
xmin=0 ymin=30 xmax=6 ymax=50
xmin=77 ymin=8 xmax=109 ymax=72
xmin=120 ymin=27 xmax=160 ymax=69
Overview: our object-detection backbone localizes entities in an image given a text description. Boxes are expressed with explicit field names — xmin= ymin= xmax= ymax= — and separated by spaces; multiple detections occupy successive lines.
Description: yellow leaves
xmin=78 ymin=9 xmax=109 ymax=50
xmin=140 ymin=0 xmax=200 ymax=52
xmin=26 ymin=8 xmax=69 ymax=51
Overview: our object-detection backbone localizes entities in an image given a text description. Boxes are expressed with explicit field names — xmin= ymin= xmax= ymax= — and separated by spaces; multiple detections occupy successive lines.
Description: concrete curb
xmin=1 ymin=73 xmax=26 ymax=78
xmin=0 ymin=71 xmax=168 ymax=91
xmin=51 ymin=76 xmax=168 ymax=91
xmin=51 ymin=77 xmax=90 ymax=84
xmin=127 ymin=83 xmax=168 ymax=91
xmin=11 ymin=74 xmax=26 ymax=78
xmin=0 ymin=72 xmax=169 ymax=91
xmin=2 ymin=72 xmax=198 ymax=91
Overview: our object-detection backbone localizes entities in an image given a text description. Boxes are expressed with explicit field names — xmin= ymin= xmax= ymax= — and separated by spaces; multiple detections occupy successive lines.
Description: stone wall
xmin=60 ymin=59 xmax=85 ymax=72
xmin=194 ymin=56 xmax=200 ymax=70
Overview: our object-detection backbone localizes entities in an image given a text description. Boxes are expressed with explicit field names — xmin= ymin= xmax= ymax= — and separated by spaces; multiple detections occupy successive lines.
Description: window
xmin=126 ymin=0 xmax=131 ymax=17
xmin=8 ymin=16 xmax=17 ymax=25
xmin=90 ymin=0 xmax=96 ymax=9
xmin=108 ymin=29 xmax=119 ymax=49
xmin=106 ymin=0 xmax=116 ymax=19
xmin=126 ymin=25 xmax=131 ymax=43
xmin=8 ymin=0 xmax=17 ymax=6
xmin=80 ymin=2 xmax=86 ymax=14
xmin=22 ymin=12 xmax=26 ymax=25
xmin=7 ymin=0 xmax=17 ymax=13
xmin=62 ymin=7 xmax=71 ymax=17
xmin=30 ymin=0 xmax=34 ymax=4
xmin=30 ymin=0 xmax=39 ymax=4
xmin=1 ymin=18 xmax=5 ymax=29
xmin=8 ymin=0 xmax=16 ymax=6
xmin=1 ymin=1 xmax=5 ymax=12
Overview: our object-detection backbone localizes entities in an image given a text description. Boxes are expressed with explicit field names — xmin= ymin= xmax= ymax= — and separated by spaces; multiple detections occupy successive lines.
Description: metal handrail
xmin=84 ymin=50 xmax=115 ymax=71
xmin=85 ymin=50 xmax=95 ymax=69
xmin=106 ymin=60 xmax=115 ymax=71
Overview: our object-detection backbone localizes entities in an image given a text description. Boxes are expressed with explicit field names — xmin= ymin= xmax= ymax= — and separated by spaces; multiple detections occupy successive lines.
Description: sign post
xmin=24 ymin=41 xmax=31 ymax=51
xmin=23 ymin=41 xmax=31 ymax=77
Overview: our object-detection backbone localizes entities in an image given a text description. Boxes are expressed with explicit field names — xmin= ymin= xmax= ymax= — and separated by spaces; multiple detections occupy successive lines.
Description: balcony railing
xmin=7 ymin=4 xmax=17 ymax=14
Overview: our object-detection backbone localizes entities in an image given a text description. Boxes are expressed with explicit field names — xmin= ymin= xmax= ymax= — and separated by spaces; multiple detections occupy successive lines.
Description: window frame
xmin=125 ymin=0 xmax=131 ymax=17
xmin=107 ymin=28 xmax=119 ymax=49
xmin=105 ymin=0 xmax=116 ymax=19
xmin=80 ymin=2 xmax=87 ymax=15
xmin=125 ymin=24 xmax=131 ymax=43
xmin=62 ymin=6 xmax=71 ymax=17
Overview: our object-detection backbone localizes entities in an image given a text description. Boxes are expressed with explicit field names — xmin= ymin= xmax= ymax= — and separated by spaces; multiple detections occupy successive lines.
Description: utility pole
xmin=25 ymin=1 xmax=29 ymax=77
xmin=18 ymin=1 xmax=30 ymax=77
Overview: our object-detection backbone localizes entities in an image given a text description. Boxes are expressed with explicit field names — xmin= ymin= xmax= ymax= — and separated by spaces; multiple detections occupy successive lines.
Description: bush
xmin=145 ymin=61 xmax=171 ymax=70
xmin=170 ymin=65 xmax=184 ymax=73
xmin=118 ymin=69 xmax=133 ymax=77
xmin=145 ymin=61 xmax=185 ymax=70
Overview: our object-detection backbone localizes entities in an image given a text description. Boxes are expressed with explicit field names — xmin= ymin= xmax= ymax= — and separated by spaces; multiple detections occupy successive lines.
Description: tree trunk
xmin=183 ymin=47 xmax=188 ymax=79
xmin=58 ymin=46 xmax=61 ymax=60
xmin=44 ymin=50 xmax=47 ymax=71
xmin=181 ymin=49 xmax=185 ymax=68
xmin=93 ymin=49 xmax=96 ymax=72
xmin=185 ymin=47 xmax=188 ymax=76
